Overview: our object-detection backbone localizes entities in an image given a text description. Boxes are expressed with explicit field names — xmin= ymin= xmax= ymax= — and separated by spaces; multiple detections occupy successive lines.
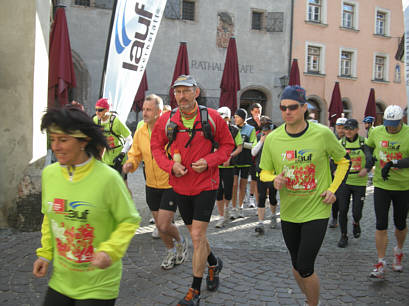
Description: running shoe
xmin=255 ymin=223 xmax=264 ymax=234
xmin=152 ymin=227 xmax=160 ymax=239
xmin=328 ymin=218 xmax=338 ymax=228
xmin=248 ymin=195 xmax=256 ymax=208
xmin=230 ymin=208 xmax=238 ymax=220
xmin=161 ymin=249 xmax=176 ymax=270
xmin=224 ymin=208 xmax=230 ymax=221
xmin=177 ymin=288 xmax=200 ymax=306
xmin=369 ymin=261 xmax=385 ymax=279
xmin=270 ymin=215 xmax=277 ymax=229
xmin=175 ymin=236 xmax=188 ymax=265
xmin=238 ymin=208 xmax=244 ymax=218
xmin=215 ymin=218 xmax=225 ymax=228
xmin=337 ymin=234 xmax=348 ymax=248
xmin=206 ymin=257 xmax=223 ymax=291
xmin=392 ymin=247 xmax=403 ymax=272
xmin=353 ymin=222 xmax=361 ymax=238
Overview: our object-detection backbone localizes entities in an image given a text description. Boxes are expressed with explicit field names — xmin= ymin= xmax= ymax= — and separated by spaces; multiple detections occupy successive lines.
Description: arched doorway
xmin=70 ymin=50 xmax=90 ymax=110
xmin=306 ymin=96 xmax=322 ymax=123
xmin=342 ymin=98 xmax=352 ymax=118
xmin=375 ymin=101 xmax=386 ymax=126
xmin=240 ymin=89 xmax=267 ymax=114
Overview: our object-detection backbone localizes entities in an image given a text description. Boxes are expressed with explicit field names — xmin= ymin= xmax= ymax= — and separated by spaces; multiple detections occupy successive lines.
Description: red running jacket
xmin=151 ymin=107 xmax=235 ymax=196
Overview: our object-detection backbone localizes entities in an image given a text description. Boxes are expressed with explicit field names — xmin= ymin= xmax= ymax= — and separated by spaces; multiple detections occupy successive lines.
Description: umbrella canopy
xmin=169 ymin=42 xmax=189 ymax=109
xmin=48 ymin=7 xmax=76 ymax=108
xmin=219 ymin=37 xmax=241 ymax=114
xmin=364 ymin=88 xmax=376 ymax=119
xmin=288 ymin=58 xmax=300 ymax=86
xmin=132 ymin=70 xmax=148 ymax=112
xmin=328 ymin=82 xmax=344 ymax=127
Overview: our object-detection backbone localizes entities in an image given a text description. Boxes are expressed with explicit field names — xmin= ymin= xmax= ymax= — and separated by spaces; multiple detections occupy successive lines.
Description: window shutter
xmin=265 ymin=12 xmax=283 ymax=32
xmin=164 ymin=0 xmax=181 ymax=19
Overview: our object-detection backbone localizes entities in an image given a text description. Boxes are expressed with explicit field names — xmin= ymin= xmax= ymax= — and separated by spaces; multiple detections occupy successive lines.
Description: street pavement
xmin=1 ymin=168 xmax=409 ymax=305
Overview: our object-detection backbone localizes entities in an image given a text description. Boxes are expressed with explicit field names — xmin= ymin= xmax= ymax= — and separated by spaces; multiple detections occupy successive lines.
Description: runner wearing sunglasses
xmin=259 ymin=85 xmax=350 ymax=306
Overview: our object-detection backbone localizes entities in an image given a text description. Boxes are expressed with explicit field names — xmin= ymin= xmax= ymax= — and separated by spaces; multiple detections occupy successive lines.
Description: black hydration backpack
xmin=165 ymin=105 xmax=218 ymax=159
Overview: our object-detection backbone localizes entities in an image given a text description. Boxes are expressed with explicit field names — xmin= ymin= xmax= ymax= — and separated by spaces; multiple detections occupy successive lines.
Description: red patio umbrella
xmin=48 ymin=7 xmax=76 ymax=108
xmin=169 ymin=42 xmax=189 ymax=109
xmin=364 ymin=88 xmax=376 ymax=119
xmin=219 ymin=37 xmax=241 ymax=114
xmin=328 ymin=82 xmax=343 ymax=127
xmin=132 ymin=70 xmax=148 ymax=112
xmin=288 ymin=58 xmax=300 ymax=86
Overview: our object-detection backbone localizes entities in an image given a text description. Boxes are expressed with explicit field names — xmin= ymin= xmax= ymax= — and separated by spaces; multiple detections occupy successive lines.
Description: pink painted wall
xmin=292 ymin=0 xmax=406 ymax=131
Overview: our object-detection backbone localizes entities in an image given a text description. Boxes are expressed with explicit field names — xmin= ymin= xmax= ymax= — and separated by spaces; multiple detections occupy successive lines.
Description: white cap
xmin=217 ymin=106 xmax=231 ymax=119
xmin=335 ymin=117 xmax=347 ymax=125
xmin=383 ymin=105 xmax=403 ymax=127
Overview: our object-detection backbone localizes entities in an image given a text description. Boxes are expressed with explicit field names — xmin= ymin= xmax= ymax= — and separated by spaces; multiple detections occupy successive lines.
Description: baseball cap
xmin=344 ymin=119 xmax=358 ymax=130
xmin=217 ymin=106 xmax=231 ymax=119
xmin=383 ymin=105 xmax=403 ymax=127
xmin=281 ymin=85 xmax=307 ymax=104
xmin=172 ymin=75 xmax=198 ymax=87
xmin=335 ymin=117 xmax=347 ymax=125
xmin=96 ymin=98 xmax=109 ymax=110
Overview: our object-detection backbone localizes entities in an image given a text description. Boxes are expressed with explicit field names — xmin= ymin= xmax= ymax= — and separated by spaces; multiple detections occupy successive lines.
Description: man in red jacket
xmin=151 ymin=75 xmax=234 ymax=306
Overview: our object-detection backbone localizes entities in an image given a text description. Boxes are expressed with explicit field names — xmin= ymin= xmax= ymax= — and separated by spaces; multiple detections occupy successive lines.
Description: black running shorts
xmin=175 ymin=190 xmax=217 ymax=225
xmin=145 ymin=186 xmax=178 ymax=212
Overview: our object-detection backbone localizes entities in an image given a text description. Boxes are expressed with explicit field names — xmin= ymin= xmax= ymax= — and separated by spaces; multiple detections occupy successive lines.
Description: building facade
xmin=292 ymin=0 xmax=406 ymax=128
xmin=65 ymin=0 xmax=293 ymax=124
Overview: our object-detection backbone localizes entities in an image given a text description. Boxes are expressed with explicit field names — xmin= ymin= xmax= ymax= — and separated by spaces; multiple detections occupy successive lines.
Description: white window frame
xmin=305 ymin=41 xmax=326 ymax=74
xmin=374 ymin=7 xmax=390 ymax=36
xmin=373 ymin=52 xmax=389 ymax=81
xmin=341 ymin=0 xmax=359 ymax=30
xmin=306 ymin=0 xmax=327 ymax=24
xmin=339 ymin=47 xmax=357 ymax=78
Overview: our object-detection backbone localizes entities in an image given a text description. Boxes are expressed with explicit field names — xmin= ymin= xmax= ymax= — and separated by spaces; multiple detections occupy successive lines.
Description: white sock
xmin=378 ymin=258 xmax=385 ymax=264
xmin=395 ymin=246 xmax=403 ymax=254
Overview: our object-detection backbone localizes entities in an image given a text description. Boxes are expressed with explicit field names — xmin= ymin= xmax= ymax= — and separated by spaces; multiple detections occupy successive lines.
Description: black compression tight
xmin=281 ymin=218 xmax=328 ymax=278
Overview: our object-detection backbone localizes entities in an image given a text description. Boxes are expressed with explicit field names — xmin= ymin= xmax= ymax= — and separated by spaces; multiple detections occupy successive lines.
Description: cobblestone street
xmin=1 ymin=169 xmax=408 ymax=305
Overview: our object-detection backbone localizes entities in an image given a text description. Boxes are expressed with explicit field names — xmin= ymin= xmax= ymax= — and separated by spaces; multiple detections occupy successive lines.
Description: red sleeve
xmin=150 ymin=113 xmax=174 ymax=175
xmin=203 ymin=109 xmax=235 ymax=168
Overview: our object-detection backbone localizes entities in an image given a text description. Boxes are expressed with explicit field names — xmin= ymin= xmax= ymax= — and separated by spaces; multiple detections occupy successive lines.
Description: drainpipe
xmin=288 ymin=0 xmax=294 ymax=75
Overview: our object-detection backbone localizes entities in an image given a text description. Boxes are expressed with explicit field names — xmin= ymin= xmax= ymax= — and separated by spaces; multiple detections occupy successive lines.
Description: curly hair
xmin=41 ymin=106 xmax=109 ymax=158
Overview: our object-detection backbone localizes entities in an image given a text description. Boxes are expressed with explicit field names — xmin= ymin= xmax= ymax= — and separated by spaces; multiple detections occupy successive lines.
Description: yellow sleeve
xmin=36 ymin=215 xmax=53 ymax=261
xmin=126 ymin=132 xmax=142 ymax=172
xmin=328 ymin=157 xmax=350 ymax=193
xmin=260 ymin=169 xmax=276 ymax=182
xmin=97 ymin=221 xmax=140 ymax=262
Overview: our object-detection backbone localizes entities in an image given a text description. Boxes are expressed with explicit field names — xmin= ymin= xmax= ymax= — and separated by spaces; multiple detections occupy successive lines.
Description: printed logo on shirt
xmin=51 ymin=199 xmax=94 ymax=222
xmin=52 ymin=219 xmax=95 ymax=264
xmin=380 ymin=140 xmax=400 ymax=150
xmin=282 ymin=149 xmax=312 ymax=163
xmin=283 ymin=163 xmax=317 ymax=191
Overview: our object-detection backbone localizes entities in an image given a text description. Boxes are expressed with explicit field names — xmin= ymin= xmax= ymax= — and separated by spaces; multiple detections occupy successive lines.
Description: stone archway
xmin=306 ymin=95 xmax=325 ymax=123
xmin=240 ymin=89 xmax=267 ymax=114
xmin=70 ymin=50 xmax=90 ymax=110
xmin=375 ymin=100 xmax=386 ymax=126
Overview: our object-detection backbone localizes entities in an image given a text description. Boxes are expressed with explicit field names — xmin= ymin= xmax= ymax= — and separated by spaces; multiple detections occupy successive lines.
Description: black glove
xmin=381 ymin=161 xmax=393 ymax=181
xmin=113 ymin=152 xmax=125 ymax=170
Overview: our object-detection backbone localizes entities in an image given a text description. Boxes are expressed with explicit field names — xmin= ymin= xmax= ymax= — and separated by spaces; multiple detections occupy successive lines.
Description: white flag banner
xmin=102 ymin=0 xmax=167 ymax=123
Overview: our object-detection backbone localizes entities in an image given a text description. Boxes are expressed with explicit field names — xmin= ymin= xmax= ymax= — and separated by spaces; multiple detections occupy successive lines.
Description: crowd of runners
xmin=33 ymin=75 xmax=409 ymax=306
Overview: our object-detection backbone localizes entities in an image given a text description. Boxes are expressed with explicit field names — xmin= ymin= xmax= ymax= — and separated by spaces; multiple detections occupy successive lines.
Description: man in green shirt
xmin=93 ymin=98 xmax=133 ymax=179
xmin=336 ymin=119 xmax=373 ymax=248
xmin=259 ymin=85 xmax=349 ymax=306
xmin=366 ymin=105 xmax=409 ymax=279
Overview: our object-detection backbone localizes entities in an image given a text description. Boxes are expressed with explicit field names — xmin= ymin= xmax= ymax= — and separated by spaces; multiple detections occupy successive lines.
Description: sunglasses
xmin=279 ymin=104 xmax=302 ymax=111
xmin=95 ymin=108 xmax=106 ymax=112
